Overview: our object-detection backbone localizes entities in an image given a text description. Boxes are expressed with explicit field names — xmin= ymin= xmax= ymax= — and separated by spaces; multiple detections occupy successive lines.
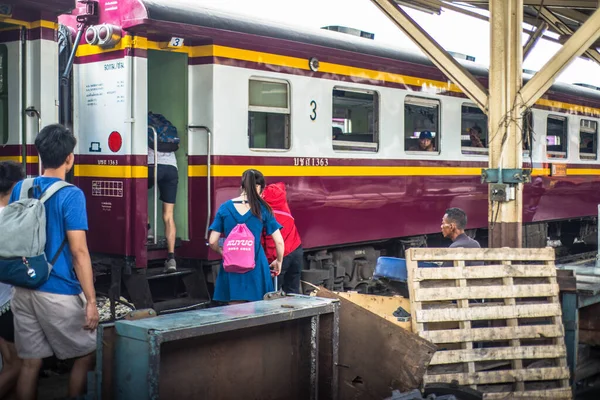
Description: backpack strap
xmin=19 ymin=178 xmax=36 ymax=200
xmin=49 ymin=237 xmax=68 ymax=266
xmin=40 ymin=181 xmax=72 ymax=204
xmin=43 ymin=181 xmax=72 ymax=265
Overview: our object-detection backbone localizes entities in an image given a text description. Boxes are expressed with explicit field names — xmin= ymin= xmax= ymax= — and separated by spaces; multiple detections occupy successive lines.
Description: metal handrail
xmin=25 ymin=107 xmax=42 ymax=175
xmin=597 ymin=204 xmax=600 ymax=268
xmin=150 ymin=126 xmax=158 ymax=245
xmin=188 ymin=125 xmax=212 ymax=239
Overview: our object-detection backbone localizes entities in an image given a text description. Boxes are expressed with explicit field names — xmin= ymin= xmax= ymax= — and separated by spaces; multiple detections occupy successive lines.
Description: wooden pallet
xmin=406 ymin=248 xmax=572 ymax=400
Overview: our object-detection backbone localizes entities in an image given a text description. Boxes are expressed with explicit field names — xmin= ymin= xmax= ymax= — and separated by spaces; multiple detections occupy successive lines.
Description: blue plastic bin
xmin=374 ymin=256 xmax=438 ymax=282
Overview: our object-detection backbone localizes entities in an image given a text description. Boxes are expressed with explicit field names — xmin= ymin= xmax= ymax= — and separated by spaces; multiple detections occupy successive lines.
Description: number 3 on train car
xmin=168 ymin=37 xmax=184 ymax=48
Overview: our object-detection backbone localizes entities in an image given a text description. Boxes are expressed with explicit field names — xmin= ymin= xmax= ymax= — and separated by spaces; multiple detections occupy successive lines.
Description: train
xmin=2 ymin=0 xmax=600 ymax=313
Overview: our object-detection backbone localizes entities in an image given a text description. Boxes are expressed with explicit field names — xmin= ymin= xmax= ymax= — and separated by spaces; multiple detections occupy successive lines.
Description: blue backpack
xmin=147 ymin=112 xmax=180 ymax=152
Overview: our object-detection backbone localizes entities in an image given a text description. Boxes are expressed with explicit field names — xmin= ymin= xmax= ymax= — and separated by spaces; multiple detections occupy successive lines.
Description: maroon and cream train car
xmin=59 ymin=1 xmax=600 ymax=306
xmin=0 ymin=0 xmax=75 ymax=175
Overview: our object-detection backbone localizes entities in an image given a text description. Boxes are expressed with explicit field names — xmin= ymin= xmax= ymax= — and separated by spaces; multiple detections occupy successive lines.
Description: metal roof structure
xmin=397 ymin=1 xmax=600 ymax=64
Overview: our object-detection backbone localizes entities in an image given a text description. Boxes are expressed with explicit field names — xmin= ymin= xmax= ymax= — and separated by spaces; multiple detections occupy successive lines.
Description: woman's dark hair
xmin=0 ymin=161 xmax=25 ymax=195
xmin=241 ymin=169 xmax=271 ymax=219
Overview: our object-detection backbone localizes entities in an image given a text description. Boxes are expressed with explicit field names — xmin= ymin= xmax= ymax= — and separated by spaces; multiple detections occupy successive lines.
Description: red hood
xmin=262 ymin=182 xmax=290 ymax=212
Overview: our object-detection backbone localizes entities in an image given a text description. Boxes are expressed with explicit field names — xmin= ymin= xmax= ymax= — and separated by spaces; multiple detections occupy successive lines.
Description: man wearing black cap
xmin=410 ymin=130 xmax=436 ymax=152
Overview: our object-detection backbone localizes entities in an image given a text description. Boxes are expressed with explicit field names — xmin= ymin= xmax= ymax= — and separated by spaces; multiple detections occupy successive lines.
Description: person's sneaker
xmin=163 ymin=258 xmax=176 ymax=273
xmin=147 ymin=226 xmax=154 ymax=241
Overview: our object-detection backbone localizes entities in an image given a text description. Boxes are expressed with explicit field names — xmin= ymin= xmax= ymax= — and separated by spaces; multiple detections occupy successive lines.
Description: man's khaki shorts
xmin=11 ymin=288 xmax=96 ymax=360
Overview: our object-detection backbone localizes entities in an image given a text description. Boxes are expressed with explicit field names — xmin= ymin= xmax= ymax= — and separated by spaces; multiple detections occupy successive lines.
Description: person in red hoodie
xmin=262 ymin=182 xmax=303 ymax=294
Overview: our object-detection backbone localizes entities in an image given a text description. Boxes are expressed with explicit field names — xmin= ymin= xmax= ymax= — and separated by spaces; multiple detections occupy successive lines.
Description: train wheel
xmin=353 ymin=283 xmax=369 ymax=294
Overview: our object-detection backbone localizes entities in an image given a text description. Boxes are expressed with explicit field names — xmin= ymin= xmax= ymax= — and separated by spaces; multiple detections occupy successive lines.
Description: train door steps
xmin=406 ymin=247 xmax=572 ymax=400
xmin=145 ymin=266 xmax=194 ymax=280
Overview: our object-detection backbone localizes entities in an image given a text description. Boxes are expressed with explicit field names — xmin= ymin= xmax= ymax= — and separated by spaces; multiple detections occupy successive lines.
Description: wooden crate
xmin=406 ymin=248 xmax=572 ymax=400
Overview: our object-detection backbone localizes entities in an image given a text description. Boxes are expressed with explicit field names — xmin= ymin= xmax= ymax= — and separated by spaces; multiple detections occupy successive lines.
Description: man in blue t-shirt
xmin=9 ymin=124 xmax=99 ymax=400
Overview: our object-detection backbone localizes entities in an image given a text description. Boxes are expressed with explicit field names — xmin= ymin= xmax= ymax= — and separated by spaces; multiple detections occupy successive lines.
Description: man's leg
xmin=16 ymin=358 xmax=42 ymax=400
xmin=283 ymin=246 xmax=303 ymax=294
xmin=69 ymin=352 xmax=95 ymax=397
xmin=11 ymin=289 xmax=53 ymax=400
xmin=278 ymin=255 xmax=291 ymax=292
xmin=158 ymin=165 xmax=178 ymax=272
xmin=163 ymin=202 xmax=176 ymax=254
xmin=29 ymin=291 xmax=96 ymax=399
xmin=163 ymin=202 xmax=177 ymax=272
xmin=0 ymin=338 xmax=21 ymax=398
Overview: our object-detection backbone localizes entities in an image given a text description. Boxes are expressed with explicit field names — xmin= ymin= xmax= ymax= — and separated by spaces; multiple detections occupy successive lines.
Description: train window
xmin=546 ymin=115 xmax=567 ymax=159
xmin=461 ymin=104 xmax=488 ymax=155
xmin=404 ymin=97 xmax=440 ymax=153
xmin=0 ymin=45 xmax=7 ymax=145
xmin=332 ymin=88 xmax=379 ymax=152
xmin=580 ymin=119 xmax=598 ymax=160
xmin=248 ymin=79 xmax=290 ymax=150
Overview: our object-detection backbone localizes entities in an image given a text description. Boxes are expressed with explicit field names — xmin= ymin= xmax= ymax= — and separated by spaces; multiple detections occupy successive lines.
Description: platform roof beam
xmin=461 ymin=0 xmax=599 ymax=6
xmin=371 ymin=0 xmax=489 ymax=113
xmin=520 ymin=6 xmax=600 ymax=109
xmin=537 ymin=6 xmax=600 ymax=65
xmin=523 ymin=21 xmax=548 ymax=61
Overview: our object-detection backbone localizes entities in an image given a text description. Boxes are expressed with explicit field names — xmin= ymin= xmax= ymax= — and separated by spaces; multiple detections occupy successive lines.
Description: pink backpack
xmin=223 ymin=223 xmax=256 ymax=273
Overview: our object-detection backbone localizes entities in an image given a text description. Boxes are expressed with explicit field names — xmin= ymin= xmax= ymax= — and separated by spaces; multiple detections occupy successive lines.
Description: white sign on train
xmin=76 ymin=59 xmax=128 ymax=155
xmin=168 ymin=37 xmax=185 ymax=48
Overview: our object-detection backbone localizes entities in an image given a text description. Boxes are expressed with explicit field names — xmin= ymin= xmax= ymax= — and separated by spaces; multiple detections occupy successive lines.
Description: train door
xmin=0 ymin=17 xmax=59 ymax=176
xmin=146 ymin=49 xmax=189 ymax=253
xmin=0 ymin=23 xmax=22 ymax=170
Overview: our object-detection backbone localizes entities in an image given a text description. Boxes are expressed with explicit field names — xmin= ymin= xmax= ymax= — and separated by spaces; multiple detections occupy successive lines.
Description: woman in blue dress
xmin=208 ymin=169 xmax=284 ymax=303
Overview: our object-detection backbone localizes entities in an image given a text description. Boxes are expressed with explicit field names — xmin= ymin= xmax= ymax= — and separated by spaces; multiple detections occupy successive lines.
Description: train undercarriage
xmin=91 ymin=216 xmax=598 ymax=318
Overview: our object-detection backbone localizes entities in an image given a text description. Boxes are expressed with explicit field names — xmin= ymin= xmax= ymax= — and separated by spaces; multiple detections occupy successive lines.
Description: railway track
xmin=556 ymin=250 xmax=597 ymax=266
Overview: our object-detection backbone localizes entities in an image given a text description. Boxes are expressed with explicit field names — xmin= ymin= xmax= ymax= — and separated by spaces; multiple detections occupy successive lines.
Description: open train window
xmin=461 ymin=104 xmax=488 ymax=155
xmin=404 ymin=97 xmax=440 ymax=154
xmin=580 ymin=119 xmax=597 ymax=161
xmin=248 ymin=78 xmax=290 ymax=150
xmin=546 ymin=115 xmax=567 ymax=159
xmin=332 ymin=87 xmax=379 ymax=152
xmin=0 ymin=45 xmax=7 ymax=145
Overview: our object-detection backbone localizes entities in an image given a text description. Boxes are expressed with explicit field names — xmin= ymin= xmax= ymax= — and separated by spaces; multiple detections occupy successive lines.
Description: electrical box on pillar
xmin=490 ymin=184 xmax=513 ymax=202
xmin=481 ymin=168 xmax=531 ymax=203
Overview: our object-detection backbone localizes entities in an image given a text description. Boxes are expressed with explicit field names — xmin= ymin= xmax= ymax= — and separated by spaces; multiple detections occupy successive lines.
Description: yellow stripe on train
xmin=187 ymin=165 xmax=573 ymax=178
xmin=67 ymin=164 xmax=600 ymax=179
xmin=0 ymin=18 xmax=56 ymax=30
xmin=74 ymin=165 xmax=148 ymax=178
xmin=0 ymin=156 xmax=39 ymax=163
